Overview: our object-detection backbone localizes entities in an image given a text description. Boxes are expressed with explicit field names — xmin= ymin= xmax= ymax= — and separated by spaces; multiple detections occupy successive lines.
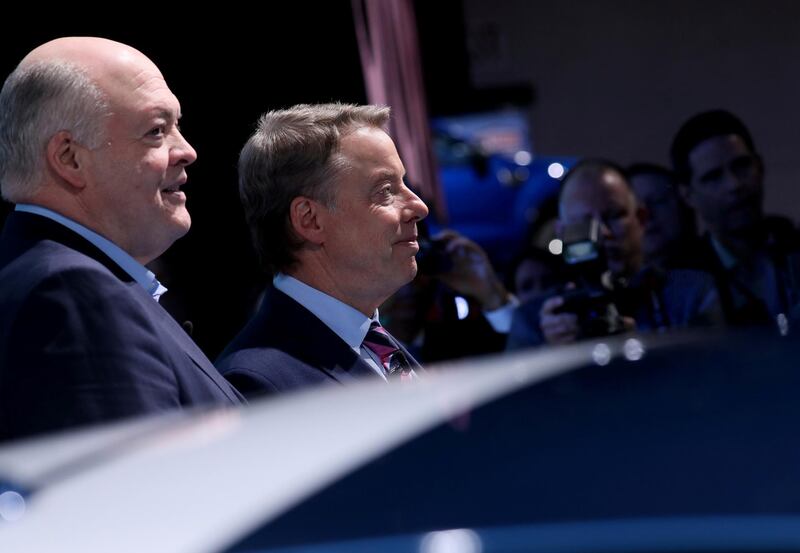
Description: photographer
xmin=381 ymin=228 xmax=516 ymax=362
xmin=507 ymin=159 xmax=723 ymax=350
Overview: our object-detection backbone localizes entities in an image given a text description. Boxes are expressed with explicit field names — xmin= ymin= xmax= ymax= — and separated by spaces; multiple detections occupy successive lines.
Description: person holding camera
xmin=381 ymin=227 xmax=517 ymax=362
xmin=507 ymin=159 xmax=722 ymax=350
xmin=216 ymin=104 xmax=429 ymax=397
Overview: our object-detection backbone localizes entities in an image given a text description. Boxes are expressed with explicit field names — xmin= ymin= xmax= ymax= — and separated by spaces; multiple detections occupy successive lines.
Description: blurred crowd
xmin=384 ymin=109 xmax=800 ymax=361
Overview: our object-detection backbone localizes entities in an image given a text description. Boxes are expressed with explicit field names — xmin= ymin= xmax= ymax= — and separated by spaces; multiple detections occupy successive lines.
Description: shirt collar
xmin=15 ymin=204 xmax=167 ymax=301
xmin=273 ymin=273 xmax=377 ymax=350
xmin=710 ymin=235 xmax=739 ymax=270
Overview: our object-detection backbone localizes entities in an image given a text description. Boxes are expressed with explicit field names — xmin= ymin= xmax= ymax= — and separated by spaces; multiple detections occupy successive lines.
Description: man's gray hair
xmin=0 ymin=60 xmax=109 ymax=202
xmin=238 ymin=102 xmax=391 ymax=275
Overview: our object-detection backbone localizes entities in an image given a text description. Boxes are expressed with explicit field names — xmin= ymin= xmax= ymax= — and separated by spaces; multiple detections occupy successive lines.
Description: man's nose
xmin=171 ymin=130 xmax=198 ymax=167
xmin=404 ymin=187 xmax=429 ymax=222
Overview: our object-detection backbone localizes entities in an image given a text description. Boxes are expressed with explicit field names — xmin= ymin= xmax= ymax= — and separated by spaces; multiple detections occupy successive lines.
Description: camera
xmin=561 ymin=217 xmax=603 ymax=267
xmin=556 ymin=217 xmax=626 ymax=338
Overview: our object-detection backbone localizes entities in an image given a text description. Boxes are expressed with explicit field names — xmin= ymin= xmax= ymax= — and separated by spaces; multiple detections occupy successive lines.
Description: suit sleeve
xmin=1 ymin=267 xmax=182 ymax=440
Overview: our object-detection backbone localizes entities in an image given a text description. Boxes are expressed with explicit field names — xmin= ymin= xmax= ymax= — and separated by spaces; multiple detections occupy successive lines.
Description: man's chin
xmin=171 ymin=211 xmax=192 ymax=236
xmin=408 ymin=260 xmax=418 ymax=280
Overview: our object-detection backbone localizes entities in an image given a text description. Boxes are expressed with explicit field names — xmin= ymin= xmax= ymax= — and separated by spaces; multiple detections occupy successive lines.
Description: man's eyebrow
xmin=372 ymin=169 xmax=402 ymax=183
xmin=148 ymin=108 xmax=180 ymax=121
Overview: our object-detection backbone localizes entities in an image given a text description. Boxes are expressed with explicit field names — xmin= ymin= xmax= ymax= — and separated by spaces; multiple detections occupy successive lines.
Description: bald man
xmin=507 ymin=159 xmax=722 ymax=350
xmin=0 ymin=37 xmax=242 ymax=442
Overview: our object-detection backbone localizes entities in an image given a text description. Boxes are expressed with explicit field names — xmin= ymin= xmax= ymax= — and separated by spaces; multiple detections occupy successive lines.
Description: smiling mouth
xmin=161 ymin=183 xmax=185 ymax=196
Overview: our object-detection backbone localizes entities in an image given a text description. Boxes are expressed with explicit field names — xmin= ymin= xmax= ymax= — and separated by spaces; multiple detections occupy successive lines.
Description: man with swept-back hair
xmin=0 ymin=37 xmax=242 ymax=442
xmin=217 ymin=103 xmax=430 ymax=396
xmin=670 ymin=109 xmax=800 ymax=328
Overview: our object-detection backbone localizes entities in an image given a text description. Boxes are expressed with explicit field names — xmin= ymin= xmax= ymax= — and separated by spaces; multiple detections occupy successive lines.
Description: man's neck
xmin=287 ymin=266 xmax=381 ymax=317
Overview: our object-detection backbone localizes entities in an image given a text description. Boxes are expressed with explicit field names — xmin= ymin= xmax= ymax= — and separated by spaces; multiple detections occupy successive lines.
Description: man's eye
xmin=147 ymin=126 xmax=165 ymax=138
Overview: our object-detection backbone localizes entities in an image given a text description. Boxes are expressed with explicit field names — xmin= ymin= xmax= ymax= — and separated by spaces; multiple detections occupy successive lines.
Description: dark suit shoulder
xmin=0 ymin=225 xmax=240 ymax=442
xmin=2 ymin=238 xmax=129 ymax=292
xmin=220 ymin=347 xmax=337 ymax=398
xmin=217 ymin=285 xmax=380 ymax=398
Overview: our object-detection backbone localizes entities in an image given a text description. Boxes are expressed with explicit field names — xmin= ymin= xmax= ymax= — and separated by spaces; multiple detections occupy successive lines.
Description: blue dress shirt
xmin=273 ymin=273 xmax=387 ymax=379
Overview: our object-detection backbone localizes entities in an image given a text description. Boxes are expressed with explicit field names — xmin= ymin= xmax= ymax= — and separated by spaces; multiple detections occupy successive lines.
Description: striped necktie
xmin=362 ymin=321 xmax=413 ymax=380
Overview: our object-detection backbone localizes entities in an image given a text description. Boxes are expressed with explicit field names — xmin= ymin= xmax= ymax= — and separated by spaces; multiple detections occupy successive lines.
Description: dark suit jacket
xmin=217 ymin=284 xmax=420 ymax=398
xmin=689 ymin=219 xmax=800 ymax=326
xmin=0 ymin=212 xmax=243 ymax=442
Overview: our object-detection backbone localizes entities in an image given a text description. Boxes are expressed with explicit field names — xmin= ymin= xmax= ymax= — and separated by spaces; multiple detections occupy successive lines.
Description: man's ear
xmin=289 ymin=196 xmax=326 ymax=245
xmin=46 ymin=131 xmax=88 ymax=190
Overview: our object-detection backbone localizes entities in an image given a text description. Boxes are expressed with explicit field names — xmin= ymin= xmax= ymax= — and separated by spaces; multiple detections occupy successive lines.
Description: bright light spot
xmin=455 ymin=296 xmax=470 ymax=320
xmin=547 ymin=162 xmax=566 ymax=179
xmin=0 ymin=491 xmax=25 ymax=522
xmin=592 ymin=343 xmax=611 ymax=366
xmin=623 ymin=338 xmax=645 ymax=361
xmin=548 ymin=239 xmax=563 ymax=255
xmin=421 ymin=528 xmax=483 ymax=553
xmin=514 ymin=150 xmax=533 ymax=166
xmin=777 ymin=313 xmax=790 ymax=336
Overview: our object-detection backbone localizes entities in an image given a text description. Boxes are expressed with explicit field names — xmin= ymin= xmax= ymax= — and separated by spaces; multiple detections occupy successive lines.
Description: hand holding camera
xmin=539 ymin=216 xmax=633 ymax=343
xmin=418 ymin=230 xmax=511 ymax=311
xmin=539 ymin=293 xmax=581 ymax=344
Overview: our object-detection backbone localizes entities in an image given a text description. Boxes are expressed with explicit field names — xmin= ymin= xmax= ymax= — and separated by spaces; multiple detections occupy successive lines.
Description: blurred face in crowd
xmin=631 ymin=172 xmax=693 ymax=263
xmin=683 ymin=134 xmax=764 ymax=242
xmin=514 ymin=257 xmax=557 ymax=303
xmin=316 ymin=126 xmax=429 ymax=314
xmin=560 ymin=168 xmax=645 ymax=278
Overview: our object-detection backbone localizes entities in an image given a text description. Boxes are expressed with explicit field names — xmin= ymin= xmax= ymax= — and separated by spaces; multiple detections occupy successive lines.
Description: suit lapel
xmin=140 ymin=292 xmax=244 ymax=403
xmin=261 ymin=286 xmax=382 ymax=384
xmin=397 ymin=341 xmax=424 ymax=373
